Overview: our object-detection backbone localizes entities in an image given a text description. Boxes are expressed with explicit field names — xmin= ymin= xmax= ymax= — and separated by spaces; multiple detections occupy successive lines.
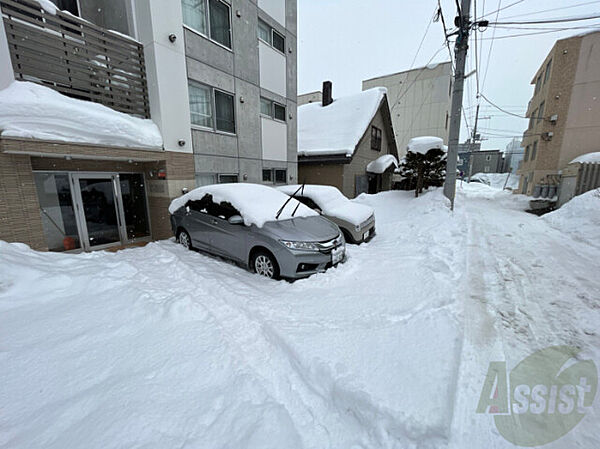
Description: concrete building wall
xmin=183 ymin=0 xmax=298 ymax=186
xmin=518 ymin=31 xmax=600 ymax=195
xmin=362 ymin=62 xmax=452 ymax=158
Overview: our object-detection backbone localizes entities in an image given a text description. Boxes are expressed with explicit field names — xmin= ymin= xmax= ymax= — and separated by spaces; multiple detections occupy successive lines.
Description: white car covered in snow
xmin=277 ymin=184 xmax=375 ymax=243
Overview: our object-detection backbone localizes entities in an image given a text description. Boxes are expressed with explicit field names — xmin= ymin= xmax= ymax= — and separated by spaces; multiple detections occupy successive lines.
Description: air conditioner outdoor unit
xmin=549 ymin=114 xmax=558 ymax=123
xmin=542 ymin=132 xmax=554 ymax=141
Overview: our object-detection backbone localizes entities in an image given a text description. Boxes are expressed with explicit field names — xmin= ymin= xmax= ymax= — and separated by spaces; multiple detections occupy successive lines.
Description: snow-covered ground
xmin=1 ymin=183 xmax=599 ymax=448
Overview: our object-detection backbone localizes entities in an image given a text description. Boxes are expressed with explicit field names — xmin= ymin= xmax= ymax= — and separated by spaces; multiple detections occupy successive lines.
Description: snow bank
xmin=0 ymin=81 xmax=162 ymax=148
xmin=366 ymin=154 xmax=398 ymax=174
xmin=471 ymin=172 xmax=520 ymax=190
xmin=277 ymin=184 xmax=374 ymax=225
xmin=407 ymin=136 xmax=444 ymax=154
xmin=570 ymin=151 xmax=600 ymax=164
xmin=542 ymin=189 xmax=600 ymax=247
xmin=298 ymin=87 xmax=387 ymax=157
xmin=168 ymin=183 xmax=318 ymax=227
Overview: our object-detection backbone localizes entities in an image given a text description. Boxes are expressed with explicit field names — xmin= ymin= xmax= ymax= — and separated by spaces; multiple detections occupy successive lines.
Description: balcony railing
xmin=1 ymin=0 xmax=150 ymax=118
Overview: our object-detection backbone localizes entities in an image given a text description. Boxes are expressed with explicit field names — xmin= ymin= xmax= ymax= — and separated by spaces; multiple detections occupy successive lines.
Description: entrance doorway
xmin=34 ymin=171 xmax=151 ymax=252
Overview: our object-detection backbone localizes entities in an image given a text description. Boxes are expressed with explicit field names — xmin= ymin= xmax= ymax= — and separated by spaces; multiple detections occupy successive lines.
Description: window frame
xmin=537 ymin=101 xmax=545 ymax=124
xmin=182 ymin=0 xmax=232 ymax=51
xmin=274 ymin=169 xmax=287 ymax=184
xmin=217 ymin=173 xmax=239 ymax=184
xmin=258 ymin=19 xmax=285 ymax=55
xmin=260 ymin=97 xmax=286 ymax=122
xmin=524 ymin=146 xmax=530 ymax=162
xmin=189 ymin=80 xmax=236 ymax=135
xmin=371 ymin=125 xmax=382 ymax=151
xmin=544 ymin=59 xmax=552 ymax=84
xmin=531 ymin=141 xmax=538 ymax=161
xmin=262 ymin=169 xmax=273 ymax=182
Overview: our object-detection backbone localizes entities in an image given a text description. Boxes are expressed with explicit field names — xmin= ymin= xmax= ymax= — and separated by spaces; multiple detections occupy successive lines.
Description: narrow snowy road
xmin=450 ymin=186 xmax=600 ymax=448
xmin=1 ymin=185 xmax=598 ymax=449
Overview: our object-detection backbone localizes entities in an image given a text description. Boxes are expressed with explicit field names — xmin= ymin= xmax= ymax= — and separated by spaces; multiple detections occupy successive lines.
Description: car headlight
xmin=280 ymin=240 xmax=320 ymax=251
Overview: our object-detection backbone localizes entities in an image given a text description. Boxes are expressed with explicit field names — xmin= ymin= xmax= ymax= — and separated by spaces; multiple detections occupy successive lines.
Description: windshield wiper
xmin=291 ymin=183 xmax=305 ymax=217
xmin=275 ymin=183 xmax=305 ymax=220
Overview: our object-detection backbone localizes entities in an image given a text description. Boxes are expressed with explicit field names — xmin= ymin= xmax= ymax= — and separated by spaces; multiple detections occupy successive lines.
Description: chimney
xmin=322 ymin=81 xmax=333 ymax=106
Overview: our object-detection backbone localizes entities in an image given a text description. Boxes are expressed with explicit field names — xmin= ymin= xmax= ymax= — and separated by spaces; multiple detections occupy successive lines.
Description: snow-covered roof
xmin=168 ymin=183 xmax=318 ymax=227
xmin=298 ymin=87 xmax=388 ymax=157
xmin=570 ymin=152 xmax=600 ymax=164
xmin=366 ymin=154 xmax=399 ymax=174
xmin=407 ymin=136 xmax=445 ymax=155
xmin=277 ymin=184 xmax=373 ymax=225
xmin=0 ymin=81 xmax=162 ymax=149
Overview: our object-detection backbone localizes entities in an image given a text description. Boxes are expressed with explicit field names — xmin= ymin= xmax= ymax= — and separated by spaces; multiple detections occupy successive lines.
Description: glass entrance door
xmin=72 ymin=174 xmax=123 ymax=250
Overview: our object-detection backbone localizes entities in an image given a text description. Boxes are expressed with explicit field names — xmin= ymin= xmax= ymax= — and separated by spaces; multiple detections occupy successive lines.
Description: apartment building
xmin=518 ymin=31 xmax=600 ymax=195
xmin=0 ymin=0 xmax=297 ymax=252
xmin=362 ymin=62 xmax=452 ymax=158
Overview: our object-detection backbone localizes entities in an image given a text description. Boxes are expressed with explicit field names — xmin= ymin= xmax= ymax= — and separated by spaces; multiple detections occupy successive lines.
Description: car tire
xmin=251 ymin=250 xmax=280 ymax=280
xmin=341 ymin=228 xmax=355 ymax=244
xmin=177 ymin=229 xmax=193 ymax=250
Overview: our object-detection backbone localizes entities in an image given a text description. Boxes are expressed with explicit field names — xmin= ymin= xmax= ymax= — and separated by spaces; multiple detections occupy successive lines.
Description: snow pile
xmin=0 ymin=81 xmax=162 ymax=148
xmin=406 ymin=136 xmax=444 ymax=154
xmin=570 ymin=151 xmax=600 ymax=164
xmin=277 ymin=184 xmax=374 ymax=225
xmin=471 ymin=172 xmax=520 ymax=190
xmin=2 ymin=186 xmax=600 ymax=448
xmin=32 ymin=0 xmax=57 ymax=14
xmin=542 ymin=189 xmax=600 ymax=247
xmin=298 ymin=87 xmax=387 ymax=157
xmin=366 ymin=154 xmax=398 ymax=174
xmin=168 ymin=183 xmax=318 ymax=227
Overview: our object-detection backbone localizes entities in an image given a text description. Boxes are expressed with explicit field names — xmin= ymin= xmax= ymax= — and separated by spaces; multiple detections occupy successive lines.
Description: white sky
xmin=297 ymin=0 xmax=600 ymax=150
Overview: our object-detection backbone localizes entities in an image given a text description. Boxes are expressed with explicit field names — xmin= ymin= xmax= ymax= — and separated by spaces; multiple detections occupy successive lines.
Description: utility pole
xmin=467 ymin=102 xmax=479 ymax=180
xmin=443 ymin=0 xmax=472 ymax=210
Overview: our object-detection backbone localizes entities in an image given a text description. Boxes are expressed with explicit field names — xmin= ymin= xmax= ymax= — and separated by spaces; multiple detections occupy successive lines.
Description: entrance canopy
xmin=366 ymin=154 xmax=399 ymax=174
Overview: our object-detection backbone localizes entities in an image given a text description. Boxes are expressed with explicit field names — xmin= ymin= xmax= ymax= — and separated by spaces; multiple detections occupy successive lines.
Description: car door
xmin=204 ymin=199 xmax=248 ymax=262
xmin=182 ymin=198 xmax=212 ymax=251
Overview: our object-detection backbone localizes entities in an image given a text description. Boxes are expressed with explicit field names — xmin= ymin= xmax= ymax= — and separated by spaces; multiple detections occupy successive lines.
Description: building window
xmin=529 ymin=109 xmax=537 ymax=129
xmin=196 ymin=173 xmax=217 ymax=186
xmin=218 ymin=174 xmax=238 ymax=183
xmin=189 ymin=81 xmax=236 ymax=133
xmin=534 ymin=75 xmax=542 ymax=94
xmin=274 ymin=169 xmax=287 ymax=184
xmin=182 ymin=0 xmax=232 ymax=49
xmin=531 ymin=141 xmax=538 ymax=160
xmin=544 ymin=59 xmax=552 ymax=84
xmin=260 ymin=97 xmax=286 ymax=122
xmin=538 ymin=101 xmax=545 ymax=123
xmin=215 ymin=90 xmax=235 ymax=133
xmin=258 ymin=19 xmax=285 ymax=54
xmin=188 ymin=81 xmax=212 ymax=128
xmin=524 ymin=146 xmax=530 ymax=162
xmin=262 ymin=169 xmax=273 ymax=182
xmin=486 ymin=155 xmax=491 ymax=161
xmin=371 ymin=126 xmax=382 ymax=151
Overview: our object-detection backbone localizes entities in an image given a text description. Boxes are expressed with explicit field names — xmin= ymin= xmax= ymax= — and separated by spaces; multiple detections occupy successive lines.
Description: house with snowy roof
xmin=297 ymin=82 xmax=399 ymax=198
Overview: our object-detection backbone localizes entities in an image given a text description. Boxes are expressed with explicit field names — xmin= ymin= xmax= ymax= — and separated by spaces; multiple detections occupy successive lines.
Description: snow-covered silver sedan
xmin=168 ymin=184 xmax=345 ymax=280
xmin=277 ymin=185 xmax=375 ymax=244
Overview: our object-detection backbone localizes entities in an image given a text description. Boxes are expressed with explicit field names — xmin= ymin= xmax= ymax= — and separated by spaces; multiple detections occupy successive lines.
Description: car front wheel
xmin=177 ymin=229 xmax=192 ymax=250
xmin=251 ymin=250 xmax=280 ymax=279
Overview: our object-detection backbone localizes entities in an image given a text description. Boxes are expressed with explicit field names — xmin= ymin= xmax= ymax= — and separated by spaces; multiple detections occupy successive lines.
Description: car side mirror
xmin=228 ymin=215 xmax=243 ymax=225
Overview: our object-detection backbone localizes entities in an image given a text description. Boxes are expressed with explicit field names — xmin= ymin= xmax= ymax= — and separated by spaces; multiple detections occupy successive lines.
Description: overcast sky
xmin=297 ymin=0 xmax=600 ymax=150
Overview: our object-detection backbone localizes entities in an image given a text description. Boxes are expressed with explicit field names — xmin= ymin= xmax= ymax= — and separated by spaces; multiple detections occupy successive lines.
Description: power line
xmin=491 ymin=12 xmax=600 ymax=25
xmin=478 ymin=0 xmax=525 ymax=19
xmin=409 ymin=6 xmax=438 ymax=69
xmin=501 ymin=1 xmax=600 ymax=20
xmin=480 ymin=93 xmax=528 ymax=118
xmin=481 ymin=0 xmax=502 ymax=91
xmin=477 ymin=26 xmax=600 ymax=40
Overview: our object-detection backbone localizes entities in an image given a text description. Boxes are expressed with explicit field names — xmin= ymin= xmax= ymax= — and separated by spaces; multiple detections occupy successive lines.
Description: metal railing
xmin=1 ymin=0 xmax=150 ymax=118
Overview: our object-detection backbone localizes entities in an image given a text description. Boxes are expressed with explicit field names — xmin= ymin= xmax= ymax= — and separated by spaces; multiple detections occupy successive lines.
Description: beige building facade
xmin=362 ymin=62 xmax=452 ymax=158
xmin=518 ymin=31 xmax=600 ymax=195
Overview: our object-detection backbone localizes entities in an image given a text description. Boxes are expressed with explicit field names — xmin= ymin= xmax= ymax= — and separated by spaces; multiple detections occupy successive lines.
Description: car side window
xmin=186 ymin=195 xmax=241 ymax=220
xmin=186 ymin=197 xmax=210 ymax=214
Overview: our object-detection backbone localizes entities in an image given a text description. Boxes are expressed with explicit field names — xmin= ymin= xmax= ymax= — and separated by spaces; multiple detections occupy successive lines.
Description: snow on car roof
xmin=366 ymin=154 xmax=399 ymax=174
xmin=277 ymin=184 xmax=373 ymax=226
xmin=168 ymin=183 xmax=318 ymax=227
xmin=298 ymin=87 xmax=387 ymax=157
xmin=407 ymin=136 xmax=445 ymax=155
xmin=0 ymin=81 xmax=162 ymax=148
